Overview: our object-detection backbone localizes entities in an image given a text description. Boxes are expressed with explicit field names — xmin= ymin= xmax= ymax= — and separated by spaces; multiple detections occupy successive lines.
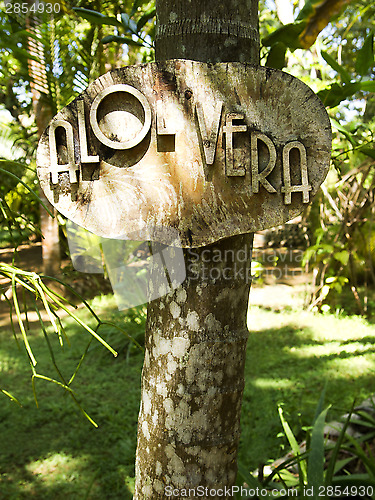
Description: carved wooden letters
xmin=46 ymin=85 xmax=313 ymax=205
xmin=37 ymin=60 xmax=331 ymax=246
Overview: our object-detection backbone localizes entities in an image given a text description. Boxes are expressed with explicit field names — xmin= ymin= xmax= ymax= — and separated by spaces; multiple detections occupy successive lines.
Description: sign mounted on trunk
xmin=37 ymin=60 xmax=331 ymax=247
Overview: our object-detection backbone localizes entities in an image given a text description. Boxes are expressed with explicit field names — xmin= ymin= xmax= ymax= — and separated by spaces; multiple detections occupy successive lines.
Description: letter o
xmin=90 ymin=84 xmax=152 ymax=150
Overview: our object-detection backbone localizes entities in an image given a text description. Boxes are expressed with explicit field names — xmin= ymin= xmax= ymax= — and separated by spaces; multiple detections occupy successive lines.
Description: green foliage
xmin=0 ymin=161 xmax=49 ymax=246
xmin=0 ymin=0 xmax=154 ymax=423
xmin=263 ymin=1 xmax=375 ymax=109
xmin=0 ymin=263 xmax=123 ymax=424
xmin=263 ymin=20 xmax=306 ymax=51
xmin=0 ymin=275 xmax=145 ymax=431
xmin=239 ymin=301 xmax=375 ymax=472
xmin=238 ymin=390 xmax=375 ymax=498
xmin=278 ymin=405 xmax=308 ymax=489
xmin=355 ymin=32 xmax=374 ymax=76
xmin=2 ymin=301 xmax=375 ymax=497
xmin=260 ymin=0 xmax=375 ymax=315
xmin=0 ymin=296 xmax=145 ymax=499
xmin=307 ymin=406 xmax=330 ymax=497
xmin=303 ymin=139 xmax=375 ymax=314
xmin=262 ymin=0 xmax=354 ymax=52
xmin=73 ymin=0 xmax=155 ymax=55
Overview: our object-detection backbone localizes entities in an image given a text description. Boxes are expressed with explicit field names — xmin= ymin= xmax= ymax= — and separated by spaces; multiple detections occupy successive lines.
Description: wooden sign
xmin=37 ymin=60 xmax=331 ymax=247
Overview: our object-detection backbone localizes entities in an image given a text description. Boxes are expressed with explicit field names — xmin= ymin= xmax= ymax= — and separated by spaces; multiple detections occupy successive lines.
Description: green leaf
xmin=295 ymin=0 xmax=344 ymax=23
xmin=312 ymin=385 xmax=327 ymax=425
xmin=0 ymin=165 xmax=54 ymax=217
xmin=0 ymin=40 xmax=40 ymax=64
xmin=359 ymin=80 xmax=375 ymax=92
xmin=137 ymin=7 xmax=156 ymax=32
xmin=332 ymin=475 xmax=375 ymax=488
xmin=333 ymin=250 xmax=350 ymax=266
xmin=121 ymin=13 xmax=138 ymax=34
xmin=278 ymin=406 xmax=307 ymax=484
xmin=355 ymin=32 xmax=374 ymax=76
xmin=39 ymin=284 xmax=118 ymax=357
xmin=266 ymin=42 xmax=287 ymax=69
xmin=262 ymin=21 xmax=306 ymax=50
xmin=343 ymin=434 xmax=375 ymax=476
xmin=358 ymin=145 xmax=375 ymax=159
xmin=0 ymin=389 xmax=22 ymax=406
xmin=101 ymin=35 xmax=144 ymax=47
xmin=236 ymin=462 xmax=263 ymax=489
xmin=11 ymin=274 xmax=37 ymax=366
xmin=297 ymin=0 xmax=351 ymax=48
xmin=331 ymin=118 xmax=357 ymax=145
xmin=325 ymin=406 xmax=355 ymax=485
xmin=307 ymin=406 xmax=330 ymax=498
xmin=73 ymin=7 xmax=122 ymax=28
xmin=263 ymin=1 xmax=348 ymax=51
xmin=317 ymin=82 xmax=361 ymax=108
xmin=321 ymin=50 xmax=350 ymax=84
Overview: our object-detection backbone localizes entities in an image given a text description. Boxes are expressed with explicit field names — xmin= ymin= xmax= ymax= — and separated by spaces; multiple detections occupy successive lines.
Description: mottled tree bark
xmin=135 ymin=235 xmax=254 ymax=498
xmin=134 ymin=1 xmax=259 ymax=498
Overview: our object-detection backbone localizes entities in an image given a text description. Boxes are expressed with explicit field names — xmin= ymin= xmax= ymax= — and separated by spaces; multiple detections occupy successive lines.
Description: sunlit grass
xmin=1 ymin=292 xmax=375 ymax=496
xmin=0 ymin=293 xmax=144 ymax=500
xmin=26 ymin=452 xmax=89 ymax=486
xmin=240 ymin=305 xmax=375 ymax=469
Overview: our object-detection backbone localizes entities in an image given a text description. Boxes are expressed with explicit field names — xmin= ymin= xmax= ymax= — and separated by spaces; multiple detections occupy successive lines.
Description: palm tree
xmin=133 ymin=1 xmax=257 ymax=497
xmin=0 ymin=0 xmax=133 ymax=273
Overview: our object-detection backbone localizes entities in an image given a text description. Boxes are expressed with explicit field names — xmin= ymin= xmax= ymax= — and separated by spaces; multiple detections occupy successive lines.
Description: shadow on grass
xmin=1 ymin=300 xmax=375 ymax=497
xmin=239 ymin=308 xmax=375 ymax=470
xmin=0 ymin=298 xmax=145 ymax=500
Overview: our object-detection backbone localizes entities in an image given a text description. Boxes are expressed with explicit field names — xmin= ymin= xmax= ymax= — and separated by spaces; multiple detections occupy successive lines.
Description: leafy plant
xmin=0 ymin=159 xmax=45 ymax=239
xmin=0 ymin=168 xmax=143 ymax=423
xmin=73 ymin=0 xmax=156 ymax=56
xmin=237 ymin=393 xmax=375 ymax=499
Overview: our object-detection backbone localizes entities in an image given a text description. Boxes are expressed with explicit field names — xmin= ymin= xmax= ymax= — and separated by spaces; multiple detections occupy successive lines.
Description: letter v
xmin=196 ymin=101 xmax=223 ymax=165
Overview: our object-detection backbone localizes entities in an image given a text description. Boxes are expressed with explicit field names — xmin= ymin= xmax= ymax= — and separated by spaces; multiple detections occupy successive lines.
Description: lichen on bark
xmin=134 ymin=234 xmax=254 ymax=498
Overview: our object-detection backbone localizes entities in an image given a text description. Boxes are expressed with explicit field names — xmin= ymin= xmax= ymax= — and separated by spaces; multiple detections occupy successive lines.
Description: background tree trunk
xmin=27 ymin=13 xmax=61 ymax=276
xmin=35 ymin=95 xmax=61 ymax=277
xmin=134 ymin=1 xmax=259 ymax=497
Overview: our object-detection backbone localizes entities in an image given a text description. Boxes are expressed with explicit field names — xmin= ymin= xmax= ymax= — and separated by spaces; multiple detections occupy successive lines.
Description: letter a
xmin=281 ymin=141 xmax=312 ymax=204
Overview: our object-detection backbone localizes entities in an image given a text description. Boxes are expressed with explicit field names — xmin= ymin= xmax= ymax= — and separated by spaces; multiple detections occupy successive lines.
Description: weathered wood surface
xmin=37 ymin=60 xmax=331 ymax=247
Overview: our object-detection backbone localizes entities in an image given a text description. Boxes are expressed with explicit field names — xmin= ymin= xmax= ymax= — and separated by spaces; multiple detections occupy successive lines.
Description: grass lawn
xmin=1 ymin=289 xmax=375 ymax=498
xmin=241 ymin=304 xmax=375 ymax=471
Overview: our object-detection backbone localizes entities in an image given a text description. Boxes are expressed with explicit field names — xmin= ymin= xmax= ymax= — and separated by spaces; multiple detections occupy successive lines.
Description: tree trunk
xmin=27 ymin=16 xmax=61 ymax=276
xmin=35 ymin=94 xmax=61 ymax=276
xmin=134 ymin=1 xmax=259 ymax=498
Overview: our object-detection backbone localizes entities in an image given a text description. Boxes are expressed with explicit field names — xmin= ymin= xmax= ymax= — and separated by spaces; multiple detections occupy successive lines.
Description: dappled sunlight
xmin=248 ymin=305 xmax=375 ymax=341
xmin=0 ymin=292 xmax=144 ymax=499
xmin=6 ymin=451 xmax=137 ymax=499
xmin=241 ymin=305 xmax=375 ymax=469
xmin=288 ymin=340 xmax=375 ymax=359
xmin=253 ymin=377 xmax=294 ymax=390
xmin=0 ymin=350 xmax=25 ymax=372
xmin=328 ymin=355 xmax=375 ymax=376
xmin=26 ymin=452 xmax=89 ymax=486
